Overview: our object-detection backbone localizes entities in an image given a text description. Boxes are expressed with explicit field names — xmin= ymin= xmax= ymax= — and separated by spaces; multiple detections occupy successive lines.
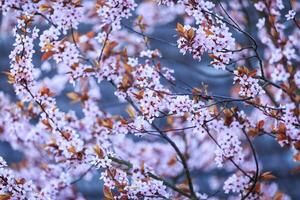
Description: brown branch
xmin=109 ymin=82 xmax=198 ymax=199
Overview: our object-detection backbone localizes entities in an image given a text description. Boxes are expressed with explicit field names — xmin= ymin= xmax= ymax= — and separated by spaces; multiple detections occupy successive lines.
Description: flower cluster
xmin=137 ymin=1 xmax=182 ymax=29
xmin=177 ymin=22 xmax=235 ymax=69
xmin=156 ymin=0 xmax=175 ymax=6
xmin=0 ymin=0 xmax=38 ymax=15
xmin=295 ymin=70 xmax=300 ymax=88
xmin=0 ymin=156 xmax=41 ymax=199
xmin=282 ymin=103 xmax=299 ymax=141
xmin=286 ymin=10 xmax=296 ymax=21
xmin=214 ymin=122 xmax=244 ymax=167
xmin=100 ymin=165 xmax=170 ymax=199
xmin=9 ymin=17 xmax=39 ymax=99
xmin=176 ymin=0 xmax=235 ymax=69
xmin=97 ymin=0 xmax=137 ymax=30
xmin=49 ymin=1 xmax=84 ymax=34
xmin=233 ymin=67 xmax=264 ymax=98
xmin=271 ymin=64 xmax=290 ymax=83
xmin=1 ymin=0 xmax=299 ymax=199
xmin=223 ymin=174 xmax=250 ymax=194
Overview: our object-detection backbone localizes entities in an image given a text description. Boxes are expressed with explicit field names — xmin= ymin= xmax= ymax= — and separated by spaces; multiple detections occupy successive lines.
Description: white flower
xmin=285 ymin=10 xmax=296 ymax=20
xmin=254 ymin=2 xmax=265 ymax=11
xmin=256 ymin=18 xmax=265 ymax=29
xmin=224 ymin=174 xmax=250 ymax=194
xmin=0 ymin=156 xmax=7 ymax=168
xmin=233 ymin=71 xmax=265 ymax=98
xmin=97 ymin=0 xmax=137 ymax=30
xmin=271 ymin=64 xmax=290 ymax=83
xmin=295 ymin=70 xmax=300 ymax=88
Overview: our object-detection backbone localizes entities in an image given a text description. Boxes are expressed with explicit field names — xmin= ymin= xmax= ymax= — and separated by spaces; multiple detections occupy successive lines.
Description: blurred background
xmin=1 ymin=5 xmax=300 ymax=199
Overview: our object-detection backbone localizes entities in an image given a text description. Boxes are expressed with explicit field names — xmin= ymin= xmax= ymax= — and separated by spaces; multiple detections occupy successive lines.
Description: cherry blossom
xmin=0 ymin=0 xmax=299 ymax=199
xmin=285 ymin=10 xmax=296 ymax=20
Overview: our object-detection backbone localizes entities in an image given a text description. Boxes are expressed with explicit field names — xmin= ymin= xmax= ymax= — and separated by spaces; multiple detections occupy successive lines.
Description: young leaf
xmin=260 ymin=171 xmax=276 ymax=180
xmin=103 ymin=186 xmax=114 ymax=200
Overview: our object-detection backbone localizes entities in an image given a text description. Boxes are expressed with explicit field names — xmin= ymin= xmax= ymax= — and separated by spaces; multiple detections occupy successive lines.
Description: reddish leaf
xmin=257 ymin=120 xmax=265 ymax=130
xmin=260 ymin=171 xmax=276 ymax=180
xmin=0 ymin=194 xmax=11 ymax=200
xmin=103 ymin=186 xmax=114 ymax=200
xmin=41 ymin=51 xmax=54 ymax=61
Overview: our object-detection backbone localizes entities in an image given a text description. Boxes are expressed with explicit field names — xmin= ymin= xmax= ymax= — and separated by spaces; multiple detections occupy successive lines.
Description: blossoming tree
xmin=0 ymin=0 xmax=299 ymax=199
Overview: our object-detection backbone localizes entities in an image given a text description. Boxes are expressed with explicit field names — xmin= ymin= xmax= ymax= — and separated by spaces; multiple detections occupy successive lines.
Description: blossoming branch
xmin=0 ymin=0 xmax=299 ymax=199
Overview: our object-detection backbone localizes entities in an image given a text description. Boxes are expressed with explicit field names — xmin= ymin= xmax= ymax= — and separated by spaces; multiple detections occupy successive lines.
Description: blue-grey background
xmin=0 ymin=11 xmax=299 ymax=199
